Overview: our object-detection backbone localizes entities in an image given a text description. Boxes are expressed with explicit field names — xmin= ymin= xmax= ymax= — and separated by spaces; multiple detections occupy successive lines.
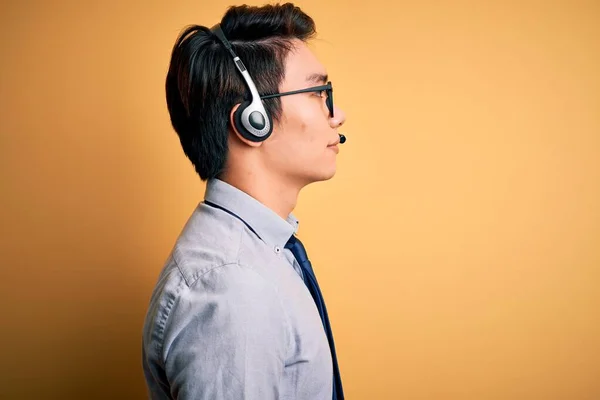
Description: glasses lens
xmin=326 ymin=85 xmax=334 ymax=118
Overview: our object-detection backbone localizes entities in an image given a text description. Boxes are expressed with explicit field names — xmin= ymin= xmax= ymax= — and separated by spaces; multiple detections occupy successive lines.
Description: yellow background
xmin=1 ymin=1 xmax=599 ymax=399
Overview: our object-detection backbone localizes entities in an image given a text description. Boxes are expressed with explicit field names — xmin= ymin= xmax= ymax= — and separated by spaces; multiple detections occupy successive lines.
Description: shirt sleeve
xmin=161 ymin=262 xmax=291 ymax=400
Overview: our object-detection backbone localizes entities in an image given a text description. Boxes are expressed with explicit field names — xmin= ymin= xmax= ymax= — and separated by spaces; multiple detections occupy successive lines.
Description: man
xmin=142 ymin=3 xmax=347 ymax=399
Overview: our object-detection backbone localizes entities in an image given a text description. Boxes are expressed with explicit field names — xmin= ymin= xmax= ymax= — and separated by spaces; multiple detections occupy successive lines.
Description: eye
xmin=313 ymin=90 xmax=325 ymax=98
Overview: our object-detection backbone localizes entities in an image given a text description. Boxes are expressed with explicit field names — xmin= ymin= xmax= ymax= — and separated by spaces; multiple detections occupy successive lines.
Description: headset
xmin=211 ymin=23 xmax=273 ymax=142
xmin=211 ymin=23 xmax=346 ymax=145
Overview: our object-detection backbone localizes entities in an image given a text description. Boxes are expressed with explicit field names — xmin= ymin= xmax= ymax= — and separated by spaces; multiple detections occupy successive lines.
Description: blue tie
xmin=285 ymin=235 xmax=344 ymax=400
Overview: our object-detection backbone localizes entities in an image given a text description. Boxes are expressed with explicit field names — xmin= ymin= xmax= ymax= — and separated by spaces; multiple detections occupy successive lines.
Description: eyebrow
xmin=306 ymin=72 xmax=328 ymax=85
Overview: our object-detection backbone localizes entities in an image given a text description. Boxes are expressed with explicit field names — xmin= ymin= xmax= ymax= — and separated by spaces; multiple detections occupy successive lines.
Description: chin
xmin=310 ymin=166 xmax=337 ymax=183
xmin=292 ymin=162 xmax=337 ymax=187
xmin=323 ymin=168 xmax=337 ymax=181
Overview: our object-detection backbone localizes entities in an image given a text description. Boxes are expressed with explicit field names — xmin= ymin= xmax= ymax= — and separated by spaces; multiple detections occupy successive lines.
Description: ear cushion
xmin=233 ymin=100 xmax=273 ymax=142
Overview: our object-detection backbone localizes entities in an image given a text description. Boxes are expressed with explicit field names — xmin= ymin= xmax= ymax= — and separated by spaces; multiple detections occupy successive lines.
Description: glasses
xmin=260 ymin=81 xmax=334 ymax=118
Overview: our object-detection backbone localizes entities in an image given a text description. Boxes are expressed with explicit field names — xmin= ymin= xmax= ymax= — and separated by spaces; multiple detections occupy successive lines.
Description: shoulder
xmin=171 ymin=201 xmax=247 ymax=286
xmin=142 ymin=203 xmax=291 ymax=359
xmin=148 ymin=260 xmax=291 ymax=360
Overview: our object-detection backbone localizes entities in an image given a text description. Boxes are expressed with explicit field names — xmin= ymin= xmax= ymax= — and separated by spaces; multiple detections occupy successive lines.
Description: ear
xmin=229 ymin=103 xmax=263 ymax=148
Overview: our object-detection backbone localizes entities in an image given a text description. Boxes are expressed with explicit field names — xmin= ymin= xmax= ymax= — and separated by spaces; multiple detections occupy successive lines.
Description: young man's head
xmin=165 ymin=3 xmax=346 ymax=192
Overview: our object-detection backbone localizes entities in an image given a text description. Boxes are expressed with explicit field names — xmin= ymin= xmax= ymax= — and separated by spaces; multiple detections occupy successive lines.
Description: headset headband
xmin=210 ymin=23 xmax=272 ymax=140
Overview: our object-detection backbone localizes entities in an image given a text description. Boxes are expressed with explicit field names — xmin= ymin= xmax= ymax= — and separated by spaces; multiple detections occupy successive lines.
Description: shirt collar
xmin=204 ymin=178 xmax=299 ymax=248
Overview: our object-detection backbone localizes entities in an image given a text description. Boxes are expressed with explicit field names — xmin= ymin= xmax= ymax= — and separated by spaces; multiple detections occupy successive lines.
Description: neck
xmin=219 ymin=169 xmax=301 ymax=221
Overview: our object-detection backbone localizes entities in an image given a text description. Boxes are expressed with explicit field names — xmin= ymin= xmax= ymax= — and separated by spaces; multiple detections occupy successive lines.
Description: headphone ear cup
xmin=233 ymin=100 xmax=273 ymax=142
xmin=265 ymin=109 xmax=273 ymax=139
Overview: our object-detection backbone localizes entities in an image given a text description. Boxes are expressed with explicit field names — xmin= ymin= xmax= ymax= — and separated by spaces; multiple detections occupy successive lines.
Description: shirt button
xmin=274 ymin=246 xmax=281 ymax=254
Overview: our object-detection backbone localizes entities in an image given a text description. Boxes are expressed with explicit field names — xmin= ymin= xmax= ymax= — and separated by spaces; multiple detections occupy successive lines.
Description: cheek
xmin=282 ymin=101 xmax=308 ymax=134
xmin=280 ymin=97 xmax=326 ymax=146
xmin=296 ymin=119 xmax=320 ymax=148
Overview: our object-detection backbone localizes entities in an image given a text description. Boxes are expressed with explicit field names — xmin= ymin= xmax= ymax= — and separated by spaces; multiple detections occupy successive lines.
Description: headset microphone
xmin=338 ymin=133 xmax=346 ymax=144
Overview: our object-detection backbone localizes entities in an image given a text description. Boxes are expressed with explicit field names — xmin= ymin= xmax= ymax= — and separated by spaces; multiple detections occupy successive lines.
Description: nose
xmin=329 ymin=104 xmax=346 ymax=128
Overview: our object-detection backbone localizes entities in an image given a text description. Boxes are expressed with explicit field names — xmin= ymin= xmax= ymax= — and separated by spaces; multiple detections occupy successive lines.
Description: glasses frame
xmin=259 ymin=81 xmax=334 ymax=118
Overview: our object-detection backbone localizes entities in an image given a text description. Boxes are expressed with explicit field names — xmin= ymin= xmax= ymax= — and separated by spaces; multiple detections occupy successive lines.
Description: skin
xmin=220 ymin=39 xmax=347 ymax=220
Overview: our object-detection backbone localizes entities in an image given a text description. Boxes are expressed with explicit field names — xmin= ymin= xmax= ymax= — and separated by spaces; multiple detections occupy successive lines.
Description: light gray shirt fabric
xmin=142 ymin=178 xmax=333 ymax=399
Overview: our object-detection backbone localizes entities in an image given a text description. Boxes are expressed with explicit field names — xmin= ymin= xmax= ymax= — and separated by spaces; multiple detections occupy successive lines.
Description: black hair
xmin=165 ymin=3 xmax=317 ymax=181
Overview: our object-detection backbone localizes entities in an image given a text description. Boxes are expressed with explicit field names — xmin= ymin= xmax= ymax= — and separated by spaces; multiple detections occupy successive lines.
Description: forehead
xmin=281 ymin=40 xmax=326 ymax=90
